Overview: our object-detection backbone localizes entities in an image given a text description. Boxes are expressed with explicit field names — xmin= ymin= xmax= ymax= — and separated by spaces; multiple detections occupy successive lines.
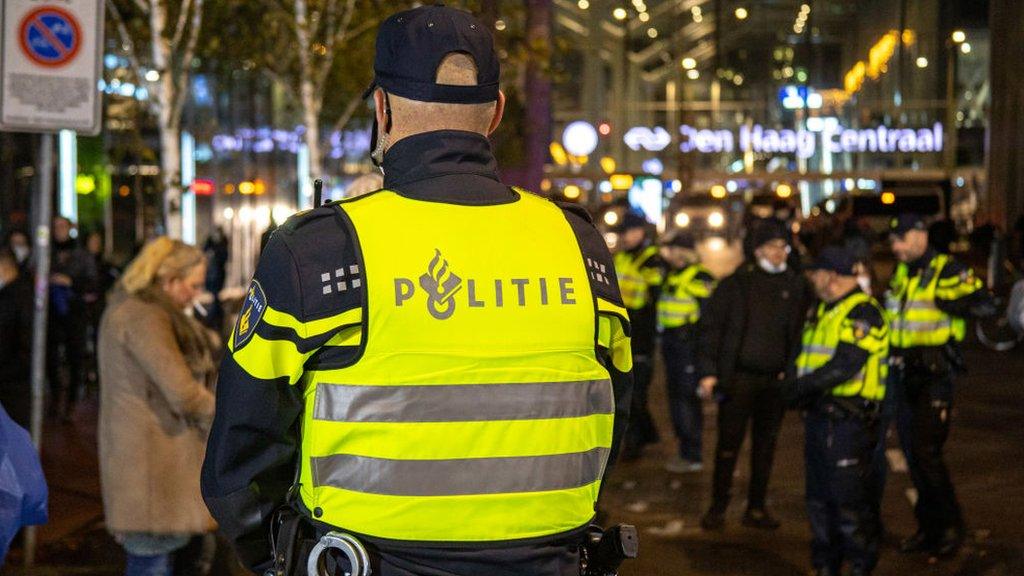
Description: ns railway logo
xmin=395 ymin=249 xmax=579 ymax=320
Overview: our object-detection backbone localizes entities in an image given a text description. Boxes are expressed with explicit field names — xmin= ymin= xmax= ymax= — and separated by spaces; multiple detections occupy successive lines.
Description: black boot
xmin=932 ymin=526 xmax=965 ymax=558
xmin=898 ymin=531 xmax=934 ymax=554
xmin=742 ymin=508 xmax=781 ymax=530
xmin=701 ymin=505 xmax=727 ymax=531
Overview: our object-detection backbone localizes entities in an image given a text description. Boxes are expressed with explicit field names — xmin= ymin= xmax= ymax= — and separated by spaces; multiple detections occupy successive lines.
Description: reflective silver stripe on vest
xmin=311 ymin=447 xmax=610 ymax=496
xmin=893 ymin=319 xmax=951 ymax=333
xmin=800 ymin=344 xmax=835 ymax=357
xmin=314 ymin=380 xmax=614 ymax=423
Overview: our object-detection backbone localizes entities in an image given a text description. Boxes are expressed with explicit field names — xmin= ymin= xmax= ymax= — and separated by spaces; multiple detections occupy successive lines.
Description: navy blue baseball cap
xmin=663 ymin=231 xmax=697 ymax=250
xmin=807 ymin=246 xmax=857 ymax=276
xmin=364 ymin=3 xmax=500 ymax=104
xmin=614 ymin=211 xmax=649 ymax=233
xmin=890 ymin=213 xmax=928 ymax=237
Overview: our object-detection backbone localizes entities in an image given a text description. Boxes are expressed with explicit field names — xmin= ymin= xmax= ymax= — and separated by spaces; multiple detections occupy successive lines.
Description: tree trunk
xmin=524 ymin=0 xmax=552 ymax=193
xmin=301 ymin=76 xmax=322 ymax=183
xmin=150 ymin=1 xmax=182 ymax=238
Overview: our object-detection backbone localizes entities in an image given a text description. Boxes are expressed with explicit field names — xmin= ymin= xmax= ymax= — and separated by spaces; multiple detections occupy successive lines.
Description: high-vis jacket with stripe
xmin=205 ymin=187 xmax=633 ymax=550
xmin=796 ymin=291 xmax=889 ymax=402
xmin=885 ymin=252 xmax=983 ymax=349
xmin=614 ymin=245 xmax=662 ymax=310
xmin=657 ymin=264 xmax=715 ymax=330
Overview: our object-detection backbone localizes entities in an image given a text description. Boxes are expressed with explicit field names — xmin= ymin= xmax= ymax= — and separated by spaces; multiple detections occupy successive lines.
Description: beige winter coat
xmin=97 ymin=290 xmax=217 ymax=534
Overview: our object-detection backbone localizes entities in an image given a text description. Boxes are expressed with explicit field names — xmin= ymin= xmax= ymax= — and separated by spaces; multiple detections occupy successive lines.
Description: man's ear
xmin=487 ymin=90 xmax=506 ymax=136
xmin=374 ymin=89 xmax=389 ymax=130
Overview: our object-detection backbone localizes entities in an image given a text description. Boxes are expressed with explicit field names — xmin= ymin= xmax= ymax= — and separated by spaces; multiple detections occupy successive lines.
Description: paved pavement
xmin=603 ymin=342 xmax=1024 ymax=576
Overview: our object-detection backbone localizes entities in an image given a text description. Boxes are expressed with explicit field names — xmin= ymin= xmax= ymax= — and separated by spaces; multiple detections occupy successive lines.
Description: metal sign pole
xmin=25 ymin=132 xmax=55 ymax=568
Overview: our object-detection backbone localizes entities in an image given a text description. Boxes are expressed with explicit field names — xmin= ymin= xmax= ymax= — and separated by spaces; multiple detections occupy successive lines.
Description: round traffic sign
xmin=19 ymin=6 xmax=83 ymax=68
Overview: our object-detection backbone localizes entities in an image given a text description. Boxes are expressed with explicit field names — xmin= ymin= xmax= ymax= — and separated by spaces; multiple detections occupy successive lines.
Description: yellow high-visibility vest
xmin=796 ymin=291 xmax=889 ymax=401
xmin=294 ymin=189 xmax=619 ymax=543
xmin=657 ymin=264 xmax=714 ymax=329
xmin=886 ymin=253 xmax=981 ymax=348
xmin=614 ymin=245 xmax=660 ymax=310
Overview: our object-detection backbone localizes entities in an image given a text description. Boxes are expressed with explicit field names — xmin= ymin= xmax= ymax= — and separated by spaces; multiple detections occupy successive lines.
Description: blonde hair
xmin=121 ymin=236 xmax=204 ymax=294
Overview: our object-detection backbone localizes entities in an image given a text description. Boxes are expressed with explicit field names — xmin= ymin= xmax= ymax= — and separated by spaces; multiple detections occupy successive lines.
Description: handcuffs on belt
xmin=306 ymin=531 xmax=372 ymax=576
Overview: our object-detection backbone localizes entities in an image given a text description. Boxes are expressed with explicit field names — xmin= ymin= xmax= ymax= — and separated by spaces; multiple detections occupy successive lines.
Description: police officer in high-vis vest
xmin=885 ymin=214 xmax=994 ymax=559
xmin=657 ymin=231 xmax=715 ymax=473
xmin=789 ymin=246 xmax=889 ymax=576
xmin=612 ymin=212 xmax=665 ymax=460
xmin=200 ymin=6 xmax=634 ymax=575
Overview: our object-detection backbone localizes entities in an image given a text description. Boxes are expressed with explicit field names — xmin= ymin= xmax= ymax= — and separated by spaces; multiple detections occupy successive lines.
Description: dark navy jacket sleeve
xmin=201 ymin=206 xmax=363 ymax=572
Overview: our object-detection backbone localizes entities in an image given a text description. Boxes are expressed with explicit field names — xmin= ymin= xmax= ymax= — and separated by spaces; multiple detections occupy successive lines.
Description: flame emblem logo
xmin=419 ymin=249 xmax=463 ymax=320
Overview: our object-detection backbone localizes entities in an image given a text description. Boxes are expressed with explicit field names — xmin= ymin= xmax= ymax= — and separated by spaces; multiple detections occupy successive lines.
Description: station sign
xmin=622 ymin=122 xmax=944 ymax=160
xmin=0 ymin=0 xmax=104 ymax=134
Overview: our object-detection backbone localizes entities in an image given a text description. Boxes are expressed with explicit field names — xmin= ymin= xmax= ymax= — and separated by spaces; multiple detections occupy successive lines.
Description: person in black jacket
xmin=0 ymin=247 xmax=33 ymax=429
xmin=698 ymin=218 xmax=810 ymax=531
xmin=47 ymin=217 xmax=97 ymax=420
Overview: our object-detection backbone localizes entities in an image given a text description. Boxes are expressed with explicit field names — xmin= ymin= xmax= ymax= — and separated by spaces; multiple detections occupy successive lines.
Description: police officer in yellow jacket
xmin=790 ymin=246 xmax=889 ymax=576
xmin=657 ymin=231 xmax=715 ymax=473
xmin=200 ymin=6 xmax=634 ymax=575
xmin=886 ymin=214 xmax=994 ymax=558
xmin=612 ymin=211 xmax=665 ymax=459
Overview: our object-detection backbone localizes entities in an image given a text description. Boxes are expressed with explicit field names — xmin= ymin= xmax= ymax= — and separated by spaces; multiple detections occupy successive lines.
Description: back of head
xmin=389 ymin=52 xmax=499 ymax=139
xmin=368 ymin=5 xmax=503 ymax=149
xmin=121 ymin=237 xmax=203 ymax=295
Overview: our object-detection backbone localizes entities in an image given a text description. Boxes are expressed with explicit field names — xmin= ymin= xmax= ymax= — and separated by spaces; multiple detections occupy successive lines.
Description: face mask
xmin=12 ymin=245 xmax=29 ymax=264
xmin=857 ymin=274 xmax=872 ymax=294
xmin=757 ymin=257 xmax=787 ymax=274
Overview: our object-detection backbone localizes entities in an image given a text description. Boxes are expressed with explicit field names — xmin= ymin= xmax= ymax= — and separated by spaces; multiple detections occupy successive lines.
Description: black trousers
xmin=805 ymin=407 xmax=881 ymax=573
xmin=46 ymin=313 xmax=86 ymax=416
xmin=896 ymin=370 xmax=962 ymax=540
xmin=662 ymin=333 xmax=702 ymax=462
xmin=711 ymin=372 xmax=786 ymax=510
xmin=624 ymin=351 xmax=658 ymax=452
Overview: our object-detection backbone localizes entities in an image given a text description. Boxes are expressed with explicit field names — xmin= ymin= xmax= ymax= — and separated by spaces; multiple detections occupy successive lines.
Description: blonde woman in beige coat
xmin=98 ymin=237 xmax=217 ymax=576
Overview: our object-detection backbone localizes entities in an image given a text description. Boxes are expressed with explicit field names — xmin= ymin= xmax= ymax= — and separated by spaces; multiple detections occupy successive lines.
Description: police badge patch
xmin=853 ymin=319 xmax=870 ymax=340
xmin=234 ymin=280 xmax=267 ymax=350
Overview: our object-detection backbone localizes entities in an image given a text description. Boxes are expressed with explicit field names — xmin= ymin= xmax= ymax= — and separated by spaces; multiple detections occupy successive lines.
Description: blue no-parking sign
xmin=19 ymin=7 xmax=83 ymax=68
xmin=0 ymin=1 xmax=104 ymax=134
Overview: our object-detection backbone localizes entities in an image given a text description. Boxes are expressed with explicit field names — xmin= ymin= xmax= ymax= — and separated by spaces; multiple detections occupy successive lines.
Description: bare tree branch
xmin=170 ymin=0 xmax=204 ymax=122
xmin=317 ymin=0 xmax=356 ymax=86
xmin=329 ymin=91 xmax=366 ymax=135
xmin=106 ymin=0 xmax=159 ymax=115
xmin=170 ymin=0 xmax=194 ymax=48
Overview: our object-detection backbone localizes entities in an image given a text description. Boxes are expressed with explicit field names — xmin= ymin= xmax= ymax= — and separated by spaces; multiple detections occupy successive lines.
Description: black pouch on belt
xmin=270 ymin=505 xmax=318 ymax=576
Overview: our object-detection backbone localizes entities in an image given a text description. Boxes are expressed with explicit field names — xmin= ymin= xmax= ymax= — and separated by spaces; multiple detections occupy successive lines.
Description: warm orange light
xmin=881 ymin=191 xmax=896 ymax=205
xmin=776 ymin=184 xmax=793 ymax=199
xmin=610 ymin=174 xmax=634 ymax=190
xmin=710 ymin=184 xmax=727 ymax=199
xmin=563 ymin=185 xmax=582 ymax=200
xmin=118 ymin=185 xmax=130 ymax=197
xmin=224 ymin=183 xmax=236 ymax=195
xmin=238 ymin=181 xmax=256 ymax=195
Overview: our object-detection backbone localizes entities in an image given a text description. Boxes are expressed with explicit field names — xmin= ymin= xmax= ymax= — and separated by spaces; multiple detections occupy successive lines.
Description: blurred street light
xmin=613 ymin=7 xmax=627 ymax=20
xmin=951 ymin=30 xmax=966 ymax=44
xmin=682 ymin=57 xmax=697 ymax=69
xmin=916 ymin=56 xmax=929 ymax=68
xmin=735 ymin=7 xmax=748 ymax=20
xmin=961 ymin=42 xmax=971 ymax=54
xmin=686 ymin=69 xmax=700 ymax=80
xmin=577 ymin=0 xmax=589 ymax=8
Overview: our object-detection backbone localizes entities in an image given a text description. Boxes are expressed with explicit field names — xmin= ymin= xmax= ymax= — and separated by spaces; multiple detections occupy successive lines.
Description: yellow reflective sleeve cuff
xmin=839 ymin=322 xmax=888 ymax=353
xmin=642 ymin=267 xmax=664 ymax=286
xmin=263 ymin=306 xmax=363 ymax=339
xmin=935 ymin=278 xmax=983 ymax=301
xmin=232 ymin=333 xmax=313 ymax=385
